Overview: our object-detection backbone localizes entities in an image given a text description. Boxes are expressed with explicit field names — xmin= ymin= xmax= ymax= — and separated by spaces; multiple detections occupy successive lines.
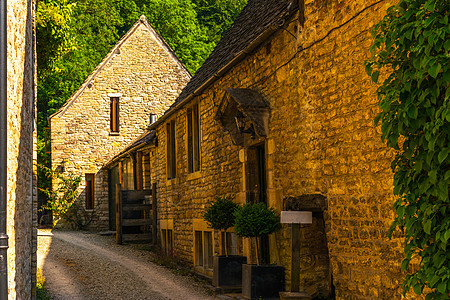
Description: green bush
xmin=203 ymin=196 xmax=239 ymax=231
xmin=203 ymin=196 xmax=239 ymax=256
xmin=234 ymin=202 xmax=281 ymax=264
xmin=38 ymin=163 xmax=94 ymax=229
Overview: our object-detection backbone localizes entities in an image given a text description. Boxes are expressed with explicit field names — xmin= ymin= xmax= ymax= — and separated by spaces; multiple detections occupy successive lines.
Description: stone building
xmin=50 ymin=15 xmax=191 ymax=230
xmin=5 ymin=0 xmax=37 ymax=298
xmin=107 ymin=0 xmax=412 ymax=298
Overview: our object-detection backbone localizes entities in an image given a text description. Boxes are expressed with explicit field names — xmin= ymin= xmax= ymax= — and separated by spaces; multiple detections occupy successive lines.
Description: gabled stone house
xmin=4 ymin=0 xmax=37 ymax=298
xmin=50 ymin=16 xmax=191 ymax=230
xmin=107 ymin=0 xmax=411 ymax=298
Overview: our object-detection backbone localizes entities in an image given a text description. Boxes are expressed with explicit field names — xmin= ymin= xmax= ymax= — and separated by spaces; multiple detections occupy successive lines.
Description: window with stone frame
xmin=194 ymin=230 xmax=213 ymax=270
xmin=161 ymin=229 xmax=173 ymax=255
xmin=110 ymin=96 xmax=120 ymax=133
xmin=166 ymin=119 xmax=176 ymax=179
xmin=221 ymin=231 xmax=241 ymax=256
xmin=187 ymin=102 xmax=200 ymax=173
xmin=85 ymin=173 xmax=95 ymax=209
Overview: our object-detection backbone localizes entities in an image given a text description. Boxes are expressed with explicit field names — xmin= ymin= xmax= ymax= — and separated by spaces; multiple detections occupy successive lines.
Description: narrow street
xmin=37 ymin=229 xmax=214 ymax=300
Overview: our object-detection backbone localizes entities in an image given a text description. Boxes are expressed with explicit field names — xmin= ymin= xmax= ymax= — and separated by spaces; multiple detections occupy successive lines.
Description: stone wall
xmin=51 ymin=17 xmax=191 ymax=230
xmin=6 ymin=0 xmax=37 ymax=298
xmin=150 ymin=0 xmax=410 ymax=298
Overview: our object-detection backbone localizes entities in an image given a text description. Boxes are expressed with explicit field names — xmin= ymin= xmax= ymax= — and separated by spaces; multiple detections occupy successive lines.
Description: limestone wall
xmin=6 ymin=0 xmax=37 ymax=298
xmin=151 ymin=0 xmax=409 ymax=298
xmin=51 ymin=19 xmax=191 ymax=230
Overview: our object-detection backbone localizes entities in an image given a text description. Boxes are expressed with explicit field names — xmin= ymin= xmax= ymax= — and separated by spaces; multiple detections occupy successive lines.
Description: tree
xmin=366 ymin=0 xmax=449 ymax=298
xmin=234 ymin=203 xmax=281 ymax=265
xmin=203 ymin=197 xmax=239 ymax=256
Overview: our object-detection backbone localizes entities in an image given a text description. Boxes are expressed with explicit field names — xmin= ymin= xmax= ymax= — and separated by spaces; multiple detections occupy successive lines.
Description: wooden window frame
xmin=110 ymin=96 xmax=120 ymax=133
xmin=166 ymin=119 xmax=176 ymax=179
xmin=85 ymin=173 xmax=95 ymax=210
xmin=187 ymin=103 xmax=201 ymax=173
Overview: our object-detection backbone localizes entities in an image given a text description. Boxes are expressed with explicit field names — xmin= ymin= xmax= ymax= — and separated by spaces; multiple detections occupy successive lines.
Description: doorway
xmin=247 ymin=144 xmax=270 ymax=264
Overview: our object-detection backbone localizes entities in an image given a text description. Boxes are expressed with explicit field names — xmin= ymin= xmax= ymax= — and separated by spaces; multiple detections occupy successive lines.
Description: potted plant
xmin=234 ymin=202 xmax=284 ymax=300
xmin=203 ymin=197 xmax=247 ymax=290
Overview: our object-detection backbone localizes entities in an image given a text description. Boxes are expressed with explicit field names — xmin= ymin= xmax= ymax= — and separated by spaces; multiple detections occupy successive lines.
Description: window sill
xmin=186 ymin=171 xmax=202 ymax=181
xmin=166 ymin=178 xmax=178 ymax=187
xmin=109 ymin=132 xmax=120 ymax=136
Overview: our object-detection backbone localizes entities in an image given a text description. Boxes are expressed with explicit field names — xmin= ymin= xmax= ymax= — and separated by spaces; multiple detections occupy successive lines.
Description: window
xmin=121 ymin=158 xmax=134 ymax=190
xmin=166 ymin=120 xmax=176 ymax=179
xmin=161 ymin=229 xmax=173 ymax=255
xmin=110 ymin=97 xmax=119 ymax=133
xmin=85 ymin=174 xmax=95 ymax=209
xmin=194 ymin=230 xmax=213 ymax=270
xmin=221 ymin=232 xmax=241 ymax=256
xmin=187 ymin=103 xmax=200 ymax=173
xmin=195 ymin=231 xmax=203 ymax=267
xmin=160 ymin=219 xmax=174 ymax=255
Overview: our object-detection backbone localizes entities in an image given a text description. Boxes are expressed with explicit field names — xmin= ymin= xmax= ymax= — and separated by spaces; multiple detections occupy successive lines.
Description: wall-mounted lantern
xmin=234 ymin=111 xmax=255 ymax=139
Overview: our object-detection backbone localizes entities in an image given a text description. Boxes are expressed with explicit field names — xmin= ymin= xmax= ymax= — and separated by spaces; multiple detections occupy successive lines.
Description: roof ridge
xmin=49 ymin=15 xmax=190 ymax=119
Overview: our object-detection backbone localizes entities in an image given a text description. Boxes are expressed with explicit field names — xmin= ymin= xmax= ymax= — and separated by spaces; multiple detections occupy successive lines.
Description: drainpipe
xmin=0 ymin=0 xmax=8 ymax=298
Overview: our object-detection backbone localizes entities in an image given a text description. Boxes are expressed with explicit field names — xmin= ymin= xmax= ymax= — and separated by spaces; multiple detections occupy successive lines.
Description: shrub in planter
xmin=203 ymin=197 xmax=246 ymax=288
xmin=234 ymin=202 xmax=284 ymax=299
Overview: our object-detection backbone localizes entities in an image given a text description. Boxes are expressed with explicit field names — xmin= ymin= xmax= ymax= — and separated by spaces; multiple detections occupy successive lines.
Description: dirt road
xmin=37 ymin=229 xmax=213 ymax=300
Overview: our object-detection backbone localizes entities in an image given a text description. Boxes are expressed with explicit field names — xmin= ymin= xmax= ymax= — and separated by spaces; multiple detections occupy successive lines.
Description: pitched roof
xmin=50 ymin=15 xmax=189 ymax=119
xmin=159 ymin=0 xmax=296 ymax=119
xmin=105 ymin=130 xmax=156 ymax=167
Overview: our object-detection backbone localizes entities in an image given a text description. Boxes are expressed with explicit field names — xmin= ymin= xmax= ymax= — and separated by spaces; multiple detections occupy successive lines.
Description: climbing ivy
xmin=365 ymin=0 xmax=449 ymax=298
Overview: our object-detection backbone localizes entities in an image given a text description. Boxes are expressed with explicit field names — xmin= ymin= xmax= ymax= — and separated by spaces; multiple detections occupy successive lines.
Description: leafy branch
xmin=366 ymin=0 xmax=449 ymax=298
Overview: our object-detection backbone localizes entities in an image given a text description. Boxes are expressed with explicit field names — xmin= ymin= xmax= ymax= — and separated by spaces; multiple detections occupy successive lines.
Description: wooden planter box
xmin=242 ymin=264 xmax=285 ymax=299
xmin=212 ymin=255 xmax=247 ymax=289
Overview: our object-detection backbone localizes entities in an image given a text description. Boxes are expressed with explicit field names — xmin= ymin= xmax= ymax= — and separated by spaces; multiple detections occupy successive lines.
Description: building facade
xmin=50 ymin=16 xmax=191 ymax=230
xmin=125 ymin=0 xmax=410 ymax=298
xmin=6 ymin=0 xmax=37 ymax=298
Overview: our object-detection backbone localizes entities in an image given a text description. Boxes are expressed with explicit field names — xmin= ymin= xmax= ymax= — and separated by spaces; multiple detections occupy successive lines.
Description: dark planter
xmin=212 ymin=255 xmax=247 ymax=288
xmin=242 ymin=264 xmax=285 ymax=299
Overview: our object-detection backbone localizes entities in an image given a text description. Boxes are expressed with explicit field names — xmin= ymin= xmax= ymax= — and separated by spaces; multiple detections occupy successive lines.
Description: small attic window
xmin=110 ymin=97 xmax=120 ymax=133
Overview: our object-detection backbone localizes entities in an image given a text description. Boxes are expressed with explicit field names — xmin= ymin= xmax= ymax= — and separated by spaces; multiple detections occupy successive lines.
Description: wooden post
xmin=152 ymin=182 xmax=157 ymax=246
xmin=291 ymin=223 xmax=301 ymax=292
xmin=116 ymin=183 xmax=123 ymax=245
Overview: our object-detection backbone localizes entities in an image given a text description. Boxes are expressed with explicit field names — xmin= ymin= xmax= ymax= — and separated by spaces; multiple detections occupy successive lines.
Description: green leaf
xmin=408 ymin=106 xmax=418 ymax=119
xmin=372 ymin=70 xmax=380 ymax=83
xmin=429 ymin=275 xmax=440 ymax=288
xmin=445 ymin=39 xmax=450 ymax=51
xmin=413 ymin=282 xmax=423 ymax=295
xmin=365 ymin=62 xmax=373 ymax=77
xmin=438 ymin=148 xmax=449 ymax=163
xmin=423 ymin=220 xmax=432 ymax=235
xmin=437 ymin=282 xmax=446 ymax=294
xmin=428 ymin=63 xmax=441 ymax=78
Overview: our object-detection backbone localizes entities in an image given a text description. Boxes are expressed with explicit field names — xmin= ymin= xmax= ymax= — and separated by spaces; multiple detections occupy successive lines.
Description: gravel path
xmin=37 ymin=229 xmax=214 ymax=300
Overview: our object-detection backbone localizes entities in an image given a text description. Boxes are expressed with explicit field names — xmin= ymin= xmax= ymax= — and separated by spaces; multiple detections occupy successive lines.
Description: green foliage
xmin=35 ymin=0 xmax=247 ymax=208
xmin=203 ymin=196 xmax=239 ymax=231
xmin=38 ymin=164 xmax=93 ymax=229
xmin=192 ymin=0 xmax=247 ymax=45
xmin=36 ymin=268 xmax=50 ymax=300
xmin=234 ymin=203 xmax=281 ymax=238
xmin=366 ymin=0 xmax=449 ymax=298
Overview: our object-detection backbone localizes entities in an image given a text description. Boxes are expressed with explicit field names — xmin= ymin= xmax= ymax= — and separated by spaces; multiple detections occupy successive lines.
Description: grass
xmin=36 ymin=268 xmax=50 ymax=300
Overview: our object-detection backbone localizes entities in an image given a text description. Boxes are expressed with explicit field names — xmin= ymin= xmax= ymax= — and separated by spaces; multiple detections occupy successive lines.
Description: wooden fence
xmin=116 ymin=183 xmax=157 ymax=244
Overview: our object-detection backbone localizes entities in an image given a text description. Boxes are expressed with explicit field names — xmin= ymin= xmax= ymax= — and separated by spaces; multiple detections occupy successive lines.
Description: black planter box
xmin=212 ymin=255 xmax=247 ymax=288
xmin=242 ymin=264 xmax=285 ymax=299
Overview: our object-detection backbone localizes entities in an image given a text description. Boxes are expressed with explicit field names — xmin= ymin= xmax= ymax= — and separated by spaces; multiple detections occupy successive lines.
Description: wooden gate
xmin=116 ymin=183 xmax=157 ymax=244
